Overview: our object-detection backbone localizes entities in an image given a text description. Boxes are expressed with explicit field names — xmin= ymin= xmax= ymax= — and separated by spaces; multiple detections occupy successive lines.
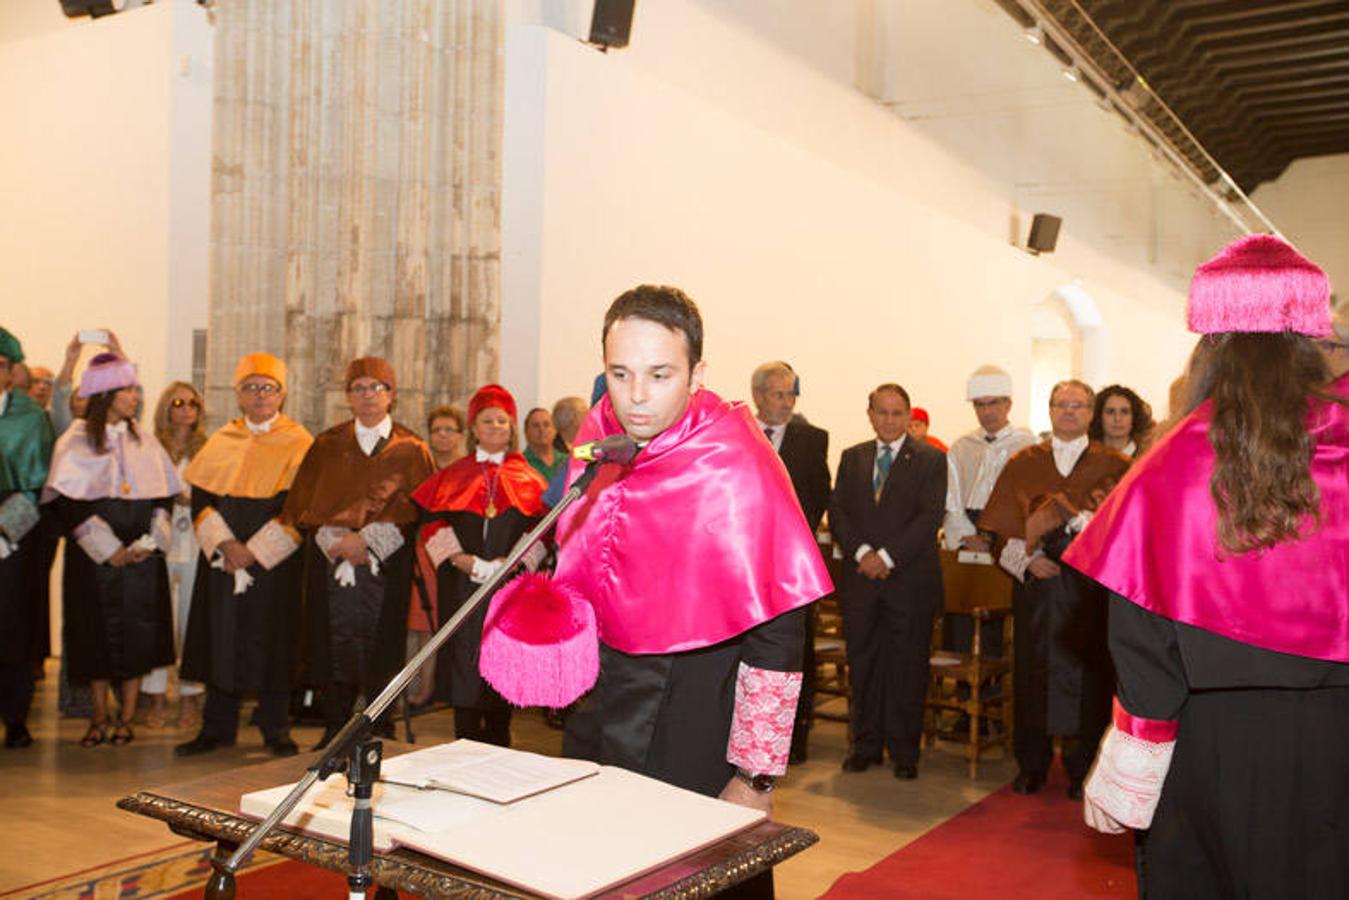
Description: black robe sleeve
xmin=739 ymin=606 xmax=808 ymax=673
xmin=1108 ymin=592 xmax=1188 ymax=721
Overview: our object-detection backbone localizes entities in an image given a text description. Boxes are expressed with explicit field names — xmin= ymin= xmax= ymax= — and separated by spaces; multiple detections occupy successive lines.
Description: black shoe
xmin=175 ymin=734 xmax=233 ymax=757
xmin=312 ymin=726 xmax=340 ymax=751
xmin=1067 ymin=779 xmax=1084 ymax=801
xmin=789 ymin=745 xmax=808 ymax=765
xmin=841 ymin=752 xmax=883 ymax=773
xmin=893 ymin=764 xmax=918 ymax=780
xmin=267 ymin=737 xmax=300 ymax=758
xmin=4 ymin=724 xmax=33 ymax=748
xmin=1011 ymin=771 xmax=1045 ymax=794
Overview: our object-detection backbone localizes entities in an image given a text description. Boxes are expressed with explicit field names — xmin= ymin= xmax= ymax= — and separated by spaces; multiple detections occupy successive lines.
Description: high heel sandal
xmin=80 ymin=722 xmax=107 ymax=748
xmin=109 ymin=720 xmax=135 ymax=746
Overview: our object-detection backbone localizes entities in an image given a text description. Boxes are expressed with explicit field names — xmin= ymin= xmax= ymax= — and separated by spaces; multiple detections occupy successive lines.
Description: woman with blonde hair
xmin=140 ymin=382 xmax=208 ymax=728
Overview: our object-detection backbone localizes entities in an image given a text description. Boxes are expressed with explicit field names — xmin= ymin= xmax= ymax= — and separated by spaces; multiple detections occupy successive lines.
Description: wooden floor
xmin=1 ymin=663 xmax=1015 ymax=898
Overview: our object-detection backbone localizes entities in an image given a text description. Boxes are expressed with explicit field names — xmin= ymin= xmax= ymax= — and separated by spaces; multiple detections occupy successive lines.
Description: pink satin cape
xmin=553 ymin=389 xmax=833 ymax=655
xmin=1063 ymin=375 xmax=1349 ymax=663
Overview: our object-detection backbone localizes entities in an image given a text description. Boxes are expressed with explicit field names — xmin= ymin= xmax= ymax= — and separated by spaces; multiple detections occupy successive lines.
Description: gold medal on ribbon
xmin=485 ymin=502 xmax=497 ymax=519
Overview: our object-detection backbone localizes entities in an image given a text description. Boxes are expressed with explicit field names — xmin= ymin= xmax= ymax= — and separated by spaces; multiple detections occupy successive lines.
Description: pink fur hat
xmin=479 ymin=573 xmax=599 ymax=709
xmin=78 ymin=352 xmax=139 ymax=398
xmin=1187 ymin=234 xmax=1331 ymax=337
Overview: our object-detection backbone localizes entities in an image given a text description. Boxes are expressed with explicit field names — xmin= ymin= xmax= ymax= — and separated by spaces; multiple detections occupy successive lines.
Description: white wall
xmin=0 ymin=0 xmax=212 ymax=410
xmin=500 ymin=15 xmax=1225 ymax=464
xmin=1252 ymin=153 xmax=1349 ymax=302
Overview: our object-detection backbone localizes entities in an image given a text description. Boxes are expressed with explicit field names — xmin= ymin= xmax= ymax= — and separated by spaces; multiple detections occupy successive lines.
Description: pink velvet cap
xmin=479 ymin=572 xmax=599 ymax=709
xmin=78 ymin=352 xmax=139 ymax=398
xmin=1187 ymin=234 xmax=1331 ymax=337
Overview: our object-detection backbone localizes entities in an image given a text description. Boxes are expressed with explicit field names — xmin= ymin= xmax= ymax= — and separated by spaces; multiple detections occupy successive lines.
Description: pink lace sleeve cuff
xmin=424 ymin=523 xmax=464 ymax=569
xmin=74 ymin=515 xmax=122 ymax=564
xmin=726 ymin=662 xmax=802 ymax=776
xmin=1112 ymin=696 xmax=1179 ymax=742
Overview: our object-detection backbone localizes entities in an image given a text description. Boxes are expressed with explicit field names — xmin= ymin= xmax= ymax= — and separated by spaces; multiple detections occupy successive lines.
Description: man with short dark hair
xmin=829 ymin=383 xmax=947 ymax=779
xmin=555 ymin=284 xmax=831 ymax=818
xmin=281 ymin=357 xmax=434 ymax=748
xmin=979 ymin=379 xmax=1130 ymax=798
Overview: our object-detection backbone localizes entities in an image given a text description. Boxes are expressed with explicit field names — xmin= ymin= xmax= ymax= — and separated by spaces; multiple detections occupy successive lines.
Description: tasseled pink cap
xmin=1187 ymin=234 xmax=1331 ymax=337
xmin=479 ymin=573 xmax=599 ymax=709
xmin=78 ymin=352 xmax=139 ymax=398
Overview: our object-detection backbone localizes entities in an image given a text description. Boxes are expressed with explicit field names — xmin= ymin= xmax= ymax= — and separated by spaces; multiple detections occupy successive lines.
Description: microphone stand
xmin=204 ymin=458 xmax=612 ymax=900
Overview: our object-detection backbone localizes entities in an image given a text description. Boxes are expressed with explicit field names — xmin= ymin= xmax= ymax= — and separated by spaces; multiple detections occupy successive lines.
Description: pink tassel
xmin=480 ymin=573 xmax=599 ymax=709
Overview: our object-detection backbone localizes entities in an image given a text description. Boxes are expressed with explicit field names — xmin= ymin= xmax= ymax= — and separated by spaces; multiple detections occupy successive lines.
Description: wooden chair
xmin=924 ymin=549 xmax=1014 ymax=778
xmin=811 ymin=593 xmax=851 ymax=725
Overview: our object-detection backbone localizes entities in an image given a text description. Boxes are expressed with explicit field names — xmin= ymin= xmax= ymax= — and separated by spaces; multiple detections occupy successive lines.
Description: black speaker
xmin=60 ymin=0 xmax=119 ymax=17
xmin=1027 ymin=213 xmax=1062 ymax=255
xmin=590 ymin=0 xmax=636 ymax=49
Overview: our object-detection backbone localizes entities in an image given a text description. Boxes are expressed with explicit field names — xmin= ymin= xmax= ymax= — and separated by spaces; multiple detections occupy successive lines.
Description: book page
xmin=381 ymin=739 xmax=600 ymax=804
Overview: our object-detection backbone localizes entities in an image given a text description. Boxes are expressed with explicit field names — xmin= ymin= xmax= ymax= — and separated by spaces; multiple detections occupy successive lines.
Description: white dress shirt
xmin=245 ymin=413 xmax=278 ymax=434
xmin=355 ymin=415 xmax=392 ymax=456
xmin=755 ymin=417 xmax=787 ymax=454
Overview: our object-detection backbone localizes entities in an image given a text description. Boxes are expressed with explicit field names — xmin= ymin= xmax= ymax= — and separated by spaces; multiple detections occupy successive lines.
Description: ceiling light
xmin=1062 ymin=65 xmax=1080 ymax=83
xmin=1023 ymin=24 xmax=1043 ymax=45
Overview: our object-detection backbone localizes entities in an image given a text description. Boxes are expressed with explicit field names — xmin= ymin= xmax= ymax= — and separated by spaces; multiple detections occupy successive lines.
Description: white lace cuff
xmin=359 ymin=521 xmax=405 ymax=563
xmin=194 ymin=508 xmax=236 ymax=559
xmin=726 ymin=662 xmax=802 ymax=776
xmin=246 ymin=519 xmax=301 ymax=570
xmin=315 ymin=526 xmax=350 ymax=562
xmin=0 ymin=493 xmax=40 ymax=543
xmin=74 ymin=515 xmax=122 ymax=564
xmin=151 ymin=508 xmax=172 ymax=554
xmin=999 ymin=537 xmax=1032 ymax=582
xmin=469 ymin=555 xmax=503 ymax=585
xmin=1083 ymin=710 xmax=1176 ymax=832
xmin=507 ymin=533 xmax=547 ymax=572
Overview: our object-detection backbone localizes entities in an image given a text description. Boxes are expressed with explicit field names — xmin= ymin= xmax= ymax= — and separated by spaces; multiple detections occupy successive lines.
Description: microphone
xmin=572 ymin=434 xmax=640 ymax=465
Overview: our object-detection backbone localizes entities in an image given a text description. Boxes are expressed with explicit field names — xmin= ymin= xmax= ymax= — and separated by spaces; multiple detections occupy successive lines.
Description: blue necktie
xmin=874 ymin=444 xmax=893 ymax=497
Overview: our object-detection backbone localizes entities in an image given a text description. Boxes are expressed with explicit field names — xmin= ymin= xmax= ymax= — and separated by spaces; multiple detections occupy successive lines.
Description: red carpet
xmin=823 ymin=767 xmax=1136 ymax=899
xmin=166 ymin=861 xmax=423 ymax=899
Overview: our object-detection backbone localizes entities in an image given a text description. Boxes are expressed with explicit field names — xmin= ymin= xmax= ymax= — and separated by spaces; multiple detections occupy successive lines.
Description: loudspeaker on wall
xmin=1027 ymin=213 xmax=1062 ymax=255
xmin=590 ymin=0 xmax=636 ymax=49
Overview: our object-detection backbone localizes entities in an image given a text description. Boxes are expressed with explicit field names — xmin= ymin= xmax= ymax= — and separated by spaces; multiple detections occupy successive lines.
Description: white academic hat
xmin=966 ymin=365 xmax=1013 ymax=401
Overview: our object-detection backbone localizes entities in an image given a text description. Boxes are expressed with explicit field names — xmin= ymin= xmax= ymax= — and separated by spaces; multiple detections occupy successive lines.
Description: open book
xmin=238 ymin=740 xmax=765 ymax=899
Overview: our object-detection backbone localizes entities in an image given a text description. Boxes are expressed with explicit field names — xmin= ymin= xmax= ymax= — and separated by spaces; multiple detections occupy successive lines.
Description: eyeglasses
xmin=171 ymin=397 xmax=202 ymax=408
xmin=238 ymin=383 xmax=281 ymax=396
xmin=348 ymin=383 xmax=391 ymax=396
xmin=1050 ymin=402 xmax=1091 ymax=411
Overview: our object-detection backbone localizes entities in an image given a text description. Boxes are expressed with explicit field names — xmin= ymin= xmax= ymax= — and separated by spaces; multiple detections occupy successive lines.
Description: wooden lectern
xmin=119 ymin=743 xmax=817 ymax=898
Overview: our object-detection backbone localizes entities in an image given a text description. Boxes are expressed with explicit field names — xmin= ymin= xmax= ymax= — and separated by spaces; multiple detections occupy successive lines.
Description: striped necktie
xmin=874 ymin=444 xmax=893 ymax=497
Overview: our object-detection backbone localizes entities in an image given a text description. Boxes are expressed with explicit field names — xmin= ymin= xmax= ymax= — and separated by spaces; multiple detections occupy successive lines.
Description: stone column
xmin=207 ymin=0 xmax=503 ymax=433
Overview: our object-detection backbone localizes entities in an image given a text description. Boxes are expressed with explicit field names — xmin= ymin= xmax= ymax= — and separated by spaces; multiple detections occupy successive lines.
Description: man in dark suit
xmin=751 ymin=361 xmax=830 ymax=762
xmin=829 ymin=383 xmax=946 ymax=779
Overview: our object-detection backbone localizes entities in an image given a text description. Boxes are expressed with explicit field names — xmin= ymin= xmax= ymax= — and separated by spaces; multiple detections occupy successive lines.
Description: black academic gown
xmin=1109 ymin=594 xmax=1349 ymax=899
xmin=563 ymin=607 xmax=808 ymax=799
xmin=55 ymin=497 xmax=175 ymax=682
xmin=179 ymin=489 xmax=302 ymax=693
xmin=428 ymin=507 xmax=541 ymax=710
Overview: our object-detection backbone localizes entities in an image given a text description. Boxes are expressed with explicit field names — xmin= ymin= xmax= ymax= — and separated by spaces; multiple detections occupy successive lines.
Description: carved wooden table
xmin=118 ymin=743 xmax=818 ymax=898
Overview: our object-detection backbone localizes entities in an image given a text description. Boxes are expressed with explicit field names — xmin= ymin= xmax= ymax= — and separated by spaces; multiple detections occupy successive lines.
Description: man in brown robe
xmin=281 ymin=357 xmax=434 ymax=748
xmin=978 ymin=379 xmax=1129 ymax=799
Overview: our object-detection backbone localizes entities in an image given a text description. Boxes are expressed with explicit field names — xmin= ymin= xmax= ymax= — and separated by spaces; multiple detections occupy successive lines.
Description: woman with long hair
xmin=138 ymin=382 xmax=208 ymax=728
xmin=410 ymin=385 xmax=548 ymax=745
xmin=1086 ymin=385 xmax=1154 ymax=458
xmin=43 ymin=354 xmax=181 ymax=747
xmin=1065 ymin=235 xmax=1348 ymax=898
